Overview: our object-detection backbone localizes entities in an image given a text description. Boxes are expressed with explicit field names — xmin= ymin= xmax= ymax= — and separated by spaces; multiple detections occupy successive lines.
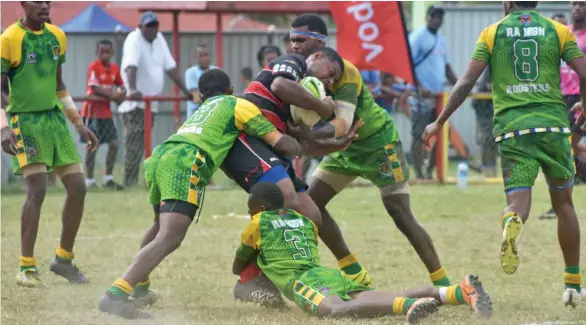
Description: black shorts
xmin=81 ymin=118 xmax=118 ymax=144
xmin=221 ymin=133 xmax=308 ymax=193
xmin=563 ymin=95 xmax=585 ymax=136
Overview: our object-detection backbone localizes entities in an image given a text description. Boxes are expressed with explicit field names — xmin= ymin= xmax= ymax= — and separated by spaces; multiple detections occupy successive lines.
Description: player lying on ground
xmin=98 ymin=69 xmax=361 ymax=320
xmin=0 ymin=1 xmax=99 ymax=287
xmin=422 ymin=1 xmax=585 ymax=307
xmin=233 ymin=182 xmax=493 ymax=323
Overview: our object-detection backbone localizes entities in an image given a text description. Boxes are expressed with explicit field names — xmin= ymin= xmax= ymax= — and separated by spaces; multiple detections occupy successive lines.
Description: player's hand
xmin=422 ymin=121 xmax=442 ymax=149
xmin=572 ymin=101 xmax=586 ymax=130
xmin=286 ymin=120 xmax=312 ymax=140
xmin=128 ymin=90 xmax=143 ymax=101
xmin=1 ymin=126 xmax=17 ymax=155
xmin=334 ymin=118 xmax=364 ymax=151
xmin=76 ymin=125 xmax=99 ymax=152
xmin=321 ymin=96 xmax=336 ymax=117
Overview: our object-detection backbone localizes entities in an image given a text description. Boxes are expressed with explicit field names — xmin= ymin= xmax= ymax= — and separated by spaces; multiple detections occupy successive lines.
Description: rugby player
xmin=98 ymin=69 xmax=360 ymax=319
xmin=423 ymin=1 xmax=585 ymax=307
xmin=233 ymin=182 xmax=492 ymax=322
xmin=0 ymin=1 xmax=98 ymax=287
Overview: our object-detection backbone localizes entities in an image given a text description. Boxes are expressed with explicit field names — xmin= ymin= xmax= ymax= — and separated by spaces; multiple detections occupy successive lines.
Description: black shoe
xmin=538 ymin=208 xmax=556 ymax=220
xmin=99 ymin=292 xmax=152 ymax=319
xmin=49 ymin=258 xmax=89 ymax=284
xmin=104 ymin=180 xmax=124 ymax=191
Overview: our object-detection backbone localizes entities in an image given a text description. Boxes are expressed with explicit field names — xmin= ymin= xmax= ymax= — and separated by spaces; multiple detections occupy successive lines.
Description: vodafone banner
xmin=329 ymin=1 xmax=415 ymax=84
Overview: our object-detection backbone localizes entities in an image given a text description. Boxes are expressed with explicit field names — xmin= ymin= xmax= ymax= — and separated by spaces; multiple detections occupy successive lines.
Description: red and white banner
xmin=329 ymin=1 xmax=415 ymax=84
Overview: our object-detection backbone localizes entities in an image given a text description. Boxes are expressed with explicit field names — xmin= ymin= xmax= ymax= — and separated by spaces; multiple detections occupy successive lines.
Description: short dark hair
xmin=96 ymin=39 xmax=113 ymax=48
xmin=282 ymin=33 xmax=290 ymax=42
xmin=291 ymin=14 xmax=328 ymax=36
xmin=198 ymin=69 xmax=231 ymax=101
xmin=249 ymin=182 xmax=285 ymax=210
xmin=256 ymin=45 xmax=281 ymax=68
xmin=514 ymin=1 xmax=538 ymax=8
xmin=240 ymin=67 xmax=253 ymax=81
xmin=312 ymin=47 xmax=344 ymax=74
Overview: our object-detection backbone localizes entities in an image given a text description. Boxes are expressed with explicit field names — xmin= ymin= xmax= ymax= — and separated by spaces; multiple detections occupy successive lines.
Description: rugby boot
xmin=99 ymin=292 xmax=152 ymax=319
xmin=500 ymin=215 xmax=523 ymax=274
xmin=15 ymin=268 xmax=43 ymax=288
xmin=131 ymin=289 xmax=159 ymax=308
xmin=563 ymin=287 xmax=585 ymax=308
xmin=104 ymin=180 xmax=124 ymax=191
xmin=459 ymin=274 xmax=493 ymax=318
xmin=233 ymin=274 xmax=287 ymax=309
xmin=342 ymin=267 xmax=372 ymax=286
xmin=49 ymin=258 xmax=89 ymax=283
xmin=406 ymin=297 xmax=439 ymax=324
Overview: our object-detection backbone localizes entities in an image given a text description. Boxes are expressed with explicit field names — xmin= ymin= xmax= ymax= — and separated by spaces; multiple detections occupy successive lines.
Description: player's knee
xmin=108 ymin=140 xmax=119 ymax=151
xmin=63 ymin=174 xmax=87 ymax=200
xmin=26 ymin=181 xmax=47 ymax=204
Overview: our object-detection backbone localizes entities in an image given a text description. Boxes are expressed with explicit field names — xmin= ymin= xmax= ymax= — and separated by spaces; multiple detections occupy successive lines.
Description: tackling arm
xmin=299 ymin=100 xmax=356 ymax=140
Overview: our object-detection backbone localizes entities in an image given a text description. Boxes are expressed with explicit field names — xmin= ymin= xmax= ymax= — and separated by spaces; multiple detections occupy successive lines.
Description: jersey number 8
xmin=283 ymin=229 xmax=313 ymax=261
xmin=513 ymin=39 xmax=539 ymax=82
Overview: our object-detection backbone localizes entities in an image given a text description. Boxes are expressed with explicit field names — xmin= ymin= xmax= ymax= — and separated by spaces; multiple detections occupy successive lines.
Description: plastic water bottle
xmin=456 ymin=160 xmax=469 ymax=189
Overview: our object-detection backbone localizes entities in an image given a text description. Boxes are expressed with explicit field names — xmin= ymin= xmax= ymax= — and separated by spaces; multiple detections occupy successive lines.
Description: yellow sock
xmin=56 ymin=245 xmax=74 ymax=261
xmin=392 ymin=297 xmax=406 ymax=315
xmin=338 ymin=253 xmax=362 ymax=274
xmin=501 ymin=212 xmax=518 ymax=229
xmin=111 ymin=279 xmax=133 ymax=295
xmin=430 ymin=267 xmax=451 ymax=286
xmin=19 ymin=256 xmax=36 ymax=271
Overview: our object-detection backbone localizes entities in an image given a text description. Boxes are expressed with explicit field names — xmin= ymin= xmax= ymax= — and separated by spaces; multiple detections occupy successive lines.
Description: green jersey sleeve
xmin=471 ymin=27 xmax=492 ymax=62
xmin=235 ymin=215 xmax=261 ymax=261
xmin=234 ymin=98 xmax=277 ymax=137
xmin=331 ymin=60 xmax=361 ymax=105
xmin=1 ymin=32 xmax=11 ymax=74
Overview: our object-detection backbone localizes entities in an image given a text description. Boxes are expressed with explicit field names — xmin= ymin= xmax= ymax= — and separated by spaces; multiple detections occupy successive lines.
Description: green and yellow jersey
xmin=331 ymin=59 xmax=399 ymax=149
xmin=471 ymin=11 xmax=584 ymax=141
xmin=236 ymin=209 xmax=320 ymax=294
xmin=166 ymin=95 xmax=276 ymax=172
xmin=1 ymin=21 xmax=66 ymax=113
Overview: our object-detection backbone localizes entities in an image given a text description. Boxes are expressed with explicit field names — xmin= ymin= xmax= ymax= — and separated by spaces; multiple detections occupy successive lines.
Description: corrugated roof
xmin=1 ymin=1 xmax=271 ymax=32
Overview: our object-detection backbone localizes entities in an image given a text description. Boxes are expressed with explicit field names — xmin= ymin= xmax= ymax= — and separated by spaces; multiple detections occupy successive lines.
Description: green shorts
xmin=499 ymin=132 xmax=575 ymax=192
xmin=286 ymin=266 xmax=371 ymax=315
xmin=144 ymin=142 xmax=212 ymax=207
xmin=317 ymin=122 xmax=408 ymax=189
xmin=9 ymin=109 xmax=80 ymax=175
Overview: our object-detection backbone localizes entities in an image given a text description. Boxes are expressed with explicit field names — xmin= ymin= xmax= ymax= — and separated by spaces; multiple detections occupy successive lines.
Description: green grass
xmin=1 ymin=180 xmax=586 ymax=325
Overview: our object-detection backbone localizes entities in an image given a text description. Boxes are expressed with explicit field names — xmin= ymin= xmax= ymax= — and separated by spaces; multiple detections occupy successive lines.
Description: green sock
xmin=19 ymin=265 xmax=37 ymax=273
xmin=564 ymin=266 xmax=581 ymax=292
xmin=338 ymin=254 xmax=362 ymax=275
xmin=430 ymin=267 xmax=451 ymax=287
xmin=108 ymin=286 xmax=130 ymax=298
xmin=342 ymin=263 xmax=362 ymax=275
xmin=433 ymin=277 xmax=451 ymax=287
xmin=401 ymin=298 xmax=419 ymax=314
xmin=131 ymin=280 xmax=151 ymax=298
xmin=455 ymin=286 xmax=465 ymax=304
xmin=108 ymin=279 xmax=133 ymax=298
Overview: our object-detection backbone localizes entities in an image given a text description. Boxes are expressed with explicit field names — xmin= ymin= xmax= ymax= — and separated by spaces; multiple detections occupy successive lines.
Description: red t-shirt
xmin=81 ymin=60 xmax=123 ymax=119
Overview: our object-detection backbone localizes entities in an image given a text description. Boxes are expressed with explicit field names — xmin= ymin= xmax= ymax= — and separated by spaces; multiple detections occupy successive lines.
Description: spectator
xmin=81 ymin=39 xmax=126 ymax=190
xmin=240 ymin=67 xmax=253 ymax=91
xmin=552 ymin=13 xmax=568 ymax=25
xmin=282 ymin=34 xmax=293 ymax=54
xmin=256 ymin=45 xmax=281 ymax=70
xmin=409 ymin=5 xmax=458 ymax=180
xmin=471 ymin=69 xmax=497 ymax=178
xmin=119 ymin=11 xmax=191 ymax=187
xmin=185 ymin=44 xmax=217 ymax=118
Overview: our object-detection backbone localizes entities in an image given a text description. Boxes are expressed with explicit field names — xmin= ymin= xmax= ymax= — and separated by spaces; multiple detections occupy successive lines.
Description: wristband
xmin=57 ymin=89 xmax=77 ymax=111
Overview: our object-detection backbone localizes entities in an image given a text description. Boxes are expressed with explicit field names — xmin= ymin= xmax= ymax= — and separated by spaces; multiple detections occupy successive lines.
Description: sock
xmin=564 ymin=266 xmax=582 ymax=292
xmin=501 ymin=211 xmax=519 ymax=229
xmin=55 ymin=245 xmax=74 ymax=263
xmin=392 ymin=297 xmax=419 ymax=315
xmin=439 ymin=285 xmax=466 ymax=305
xmin=108 ymin=278 xmax=133 ymax=298
xmin=19 ymin=256 xmax=37 ymax=272
xmin=86 ymin=178 xmax=95 ymax=186
xmin=103 ymin=175 xmax=113 ymax=183
xmin=131 ymin=280 xmax=151 ymax=297
xmin=240 ymin=263 xmax=262 ymax=283
xmin=338 ymin=253 xmax=362 ymax=275
xmin=430 ymin=267 xmax=451 ymax=287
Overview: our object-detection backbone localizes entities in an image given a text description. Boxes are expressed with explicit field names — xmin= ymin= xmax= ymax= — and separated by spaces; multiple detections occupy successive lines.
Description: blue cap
xmin=140 ymin=11 xmax=159 ymax=26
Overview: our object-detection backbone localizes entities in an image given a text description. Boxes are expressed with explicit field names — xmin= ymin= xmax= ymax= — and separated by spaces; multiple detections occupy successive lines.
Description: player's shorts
xmin=8 ymin=109 xmax=80 ymax=175
xmin=81 ymin=117 xmax=117 ymax=144
xmin=285 ymin=266 xmax=371 ymax=315
xmin=315 ymin=121 xmax=409 ymax=191
xmin=144 ymin=142 xmax=212 ymax=211
xmin=221 ymin=133 xmax=308 ymax=193
xmin=499 ymin=132 xmax=575 ymax=192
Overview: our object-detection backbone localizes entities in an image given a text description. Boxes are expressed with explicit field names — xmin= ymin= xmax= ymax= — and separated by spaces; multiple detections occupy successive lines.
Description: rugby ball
xmin=290 ymin=76 xmax=326 ymax=128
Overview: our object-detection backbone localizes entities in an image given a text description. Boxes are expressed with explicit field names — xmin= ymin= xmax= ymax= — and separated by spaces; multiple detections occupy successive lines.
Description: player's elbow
xmin=270 ymin=77 xmax=289 ymax=98
xmin=273 ymin=134 xmax=302 ymax=157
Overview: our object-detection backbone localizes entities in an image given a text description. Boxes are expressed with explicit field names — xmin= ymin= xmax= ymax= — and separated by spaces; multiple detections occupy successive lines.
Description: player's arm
xmin=185 ymin=68 xmax=201 ymax=104
xmin=233 ymin=219 xmax=261 ymax=275
xmin=297 ymin=119 xmax=362 ymax=156
xmin=161 ymin=38 xmax=191 ymax=98
xmin=562 ymin=28 xmax=586 ymax=108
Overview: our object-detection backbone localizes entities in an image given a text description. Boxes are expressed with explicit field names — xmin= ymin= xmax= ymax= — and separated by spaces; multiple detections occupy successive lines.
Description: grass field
xmin=1 ymin=179 xmax=586 ymax=325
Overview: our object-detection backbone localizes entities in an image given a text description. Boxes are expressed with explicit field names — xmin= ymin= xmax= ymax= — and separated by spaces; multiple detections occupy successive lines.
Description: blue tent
xmin=61 ymin=4 xmax=132 ymax=33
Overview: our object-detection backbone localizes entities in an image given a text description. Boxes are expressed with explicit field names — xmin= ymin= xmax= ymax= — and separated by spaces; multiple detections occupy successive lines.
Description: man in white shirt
xmin=119 ymin=11 xmax=191 ymax=187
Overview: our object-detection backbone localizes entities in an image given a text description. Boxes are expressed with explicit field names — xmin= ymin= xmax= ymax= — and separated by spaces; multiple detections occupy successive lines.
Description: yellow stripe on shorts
xmin=293 ymin=280 xmax=325 ymax=306
xmin=11 ymin=114 xmax=28 ymax=167
xmin=187 ymin=151 xmax=203 ymax=206
xmin=388 ymin=153 xmax=404 ymax=183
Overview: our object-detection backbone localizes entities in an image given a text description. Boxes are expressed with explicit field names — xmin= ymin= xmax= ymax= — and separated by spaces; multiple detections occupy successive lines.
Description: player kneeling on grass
xmin=233 ymin=182 xmax=493 ymax=323
xmin=98 ymin=68 xmax=360 ymax=320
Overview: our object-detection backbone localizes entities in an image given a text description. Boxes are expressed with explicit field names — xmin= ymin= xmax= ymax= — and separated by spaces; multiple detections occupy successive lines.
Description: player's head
xmin=572 ymin=2 xmax=586 ymax=23
xmin=20 ymin=1 xmax=51 ymax=24
xmin=247 ymin=182 xmax=285 ymax=216
xmin=306 ymin=47 xmax=344 ymax=89
xmin=503 ymin=1 xmax=538 ymax=15
xmin=96 ymin=40 xmax=114 ymax=63
xmin=282 ymin=34 xmax=294 ymax=54
xmin=196 ymin=44 xmax=211 ymax=69
xmin=552 ymin=13 xmax=568 ymax=25
xmin=290 ymin=14 xmax=328 ymax=58
xmin=139 ymin=11 xmax=159 ymax=43
xmin=198 ymin=68 xmax=233 ymax=102
xmin=257 ymin=45 xmax=281 ymax=68
xmin=426 ymin=5 xmax=445 ymax=31
xmin=240 ymin=66 xmax=253 ymax=83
